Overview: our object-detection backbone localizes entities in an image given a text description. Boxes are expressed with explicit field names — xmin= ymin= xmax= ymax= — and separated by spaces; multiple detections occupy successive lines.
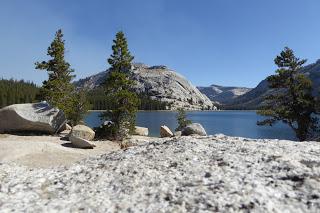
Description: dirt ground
xmin=0 ymin=133 xmax=120 ymax=168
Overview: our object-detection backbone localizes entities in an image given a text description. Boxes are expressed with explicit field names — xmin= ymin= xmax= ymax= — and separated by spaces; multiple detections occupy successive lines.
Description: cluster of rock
xmin=75 ymin=63 xmax=215 ymax=110
xmin=0 ymin=102 xmax=97 ymax=149
xmin=69 ymin=125 xmax=96 ymax=148
xmin=134 ymin=123 xmax=207 ymax=138
xmin=1 ymin=134 xmax=319 ymax=212
xmin=0 ymin=102 xmax=209 ymax=149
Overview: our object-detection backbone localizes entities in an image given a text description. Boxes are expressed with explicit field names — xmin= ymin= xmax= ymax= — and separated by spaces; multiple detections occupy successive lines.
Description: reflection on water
xmin=85 ymin=111 xmax=296 ymax=140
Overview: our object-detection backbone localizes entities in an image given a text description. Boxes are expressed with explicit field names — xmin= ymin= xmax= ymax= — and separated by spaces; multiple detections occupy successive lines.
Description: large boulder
xmin=182 ymin=123 xmax=207 ymax=136
xmin=0 ymin=102 xmax=66 ymax=134
xmin=134 ymin=126 xmax=149 ymax=136
xmin=69 ymin=135 xmax=96 ymax=149
xmin=70 ymin=125 xmax=95 ymax=141
xmin=160 ymin=125 xmax=173 ymax=138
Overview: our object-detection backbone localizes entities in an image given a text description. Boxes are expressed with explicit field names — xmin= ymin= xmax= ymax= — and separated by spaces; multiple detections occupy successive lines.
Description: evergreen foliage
xmin=0 ymin=79 xmax=39 ymax=108
xmin=108 ymin=31 xmax=134 ymax=74
xmin=176 ymin=108 xmax=192 ymax=131
xmin=138 ymin=93 xmax=172 ymax=110
xmin=35 ymin=29 xmax=88 ymax=126
xmin=257 ymin=47 xmax=318 ymax=141
xmin=68 ymin=89 xmax=91 ymax=126
xmin=87 ymin=88 xmax=109 ymax=110
xmin=98 ymin=31 xmax=139 ymax=140
xmin=87 ymin=88 xmax=171 ymax=110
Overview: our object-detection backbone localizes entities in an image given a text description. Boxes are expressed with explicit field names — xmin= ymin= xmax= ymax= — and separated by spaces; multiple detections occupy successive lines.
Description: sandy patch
xmin=0 ymin=134 xmax=120 ymax=168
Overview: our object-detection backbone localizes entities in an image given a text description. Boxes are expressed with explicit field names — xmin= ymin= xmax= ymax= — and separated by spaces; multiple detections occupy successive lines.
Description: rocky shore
xmin=1 ymin=134 xmax=320 ymax=212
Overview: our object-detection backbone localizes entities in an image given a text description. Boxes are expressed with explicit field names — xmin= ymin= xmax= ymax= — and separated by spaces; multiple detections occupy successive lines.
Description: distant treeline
xmin=0 ymin=79 xmax=40 ymax=108
xmin=87 ymin=87 xmax=172 ymax=110
xmin=0 ymin=78 xmax=171 ymax=110
xmin=138 ymin=93 xmax=172 ymax=110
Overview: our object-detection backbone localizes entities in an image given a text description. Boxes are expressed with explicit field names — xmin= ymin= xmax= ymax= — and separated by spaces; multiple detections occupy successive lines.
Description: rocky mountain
xmin=75 ymin=63 xmax=214 ymax=110
xmin=225 ymin=59 xmax=320 ymax=109
xmin=197 ymin=84 xmax=251 ymax=104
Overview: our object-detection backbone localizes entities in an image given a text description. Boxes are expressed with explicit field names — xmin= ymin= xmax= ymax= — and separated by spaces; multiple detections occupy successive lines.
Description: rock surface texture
xmin=75 ymin=63 xmax=214 ymax=110
xmin=182 ymin=123 xmax=207 ymax=136
xmin=160 ymin=125 xmax=173 ymax=137
xmin=0 ymin=102 xmax=66 ymax=134
xmin=0 ymin=135 xmax=320 ymax=212
xmin=69 ymin=125 xmax=95 ymax=141
xmin=1 ymin=135 xmax=319 ymax=212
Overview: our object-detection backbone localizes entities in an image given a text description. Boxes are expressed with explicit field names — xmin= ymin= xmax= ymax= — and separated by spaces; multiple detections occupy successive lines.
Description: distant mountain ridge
xmin=76 ymin=59 xmax=320 ymax=110
xmin=75 ymin=63 xmax=214 ymax=110
xmin=225 ymin=59 xmax=320 ymax=109
xmin=197 ymin=84 xmax=252 ymax=104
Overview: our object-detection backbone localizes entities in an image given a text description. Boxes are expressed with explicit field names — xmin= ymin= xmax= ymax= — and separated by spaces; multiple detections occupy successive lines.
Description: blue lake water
xmin=85 ymin=111 xmax=296 ymax=140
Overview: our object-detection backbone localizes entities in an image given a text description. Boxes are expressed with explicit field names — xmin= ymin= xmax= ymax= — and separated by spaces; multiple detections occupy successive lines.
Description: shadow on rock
xmin=61 ymin=142 xmax=94 ymax=149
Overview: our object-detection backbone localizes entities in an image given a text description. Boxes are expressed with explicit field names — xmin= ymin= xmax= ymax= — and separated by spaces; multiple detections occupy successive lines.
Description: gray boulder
xmin=160 ymin=125 xmax=173 ymax=138
xmin=69 ymin=135 xmax=96 ymax=149
xmin=182 ymin=123 xmax=207 ymax=136
xmin=0 ymin=102 xmax=66 ymax=134
xmin=134 ymin=126 xmax=149 ymax=136
xmin=70 ymin=125 xmax=95 ymax=141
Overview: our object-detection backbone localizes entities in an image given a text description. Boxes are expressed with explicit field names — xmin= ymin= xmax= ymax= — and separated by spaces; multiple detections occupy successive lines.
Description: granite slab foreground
xmin=0 ymin=134 xmax=319 ymax=212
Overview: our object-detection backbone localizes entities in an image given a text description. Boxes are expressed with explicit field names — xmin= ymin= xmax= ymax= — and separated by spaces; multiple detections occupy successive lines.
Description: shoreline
xmin=88 ymin=109 xmax=258 ymax=112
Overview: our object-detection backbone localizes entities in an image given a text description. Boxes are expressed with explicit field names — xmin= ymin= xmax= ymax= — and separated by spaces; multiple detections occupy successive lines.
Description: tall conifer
xmin=35 ymin=29 xmax=75 ymax=120
xmin=108 ymin=31 xmax=134 ymax=74
xmin=257 ymin=47 xmax=318 ymax=141
xmin=98 ymin=31 xmax=139 ymax=140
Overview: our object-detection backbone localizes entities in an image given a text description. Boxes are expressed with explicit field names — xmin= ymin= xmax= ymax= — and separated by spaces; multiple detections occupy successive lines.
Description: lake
xmin=85 ymin=111 xmax=296 ymax=140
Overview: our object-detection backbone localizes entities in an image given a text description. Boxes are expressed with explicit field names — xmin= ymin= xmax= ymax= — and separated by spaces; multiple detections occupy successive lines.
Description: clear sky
xmin=1 ymin=0 xmax=320 ymax=88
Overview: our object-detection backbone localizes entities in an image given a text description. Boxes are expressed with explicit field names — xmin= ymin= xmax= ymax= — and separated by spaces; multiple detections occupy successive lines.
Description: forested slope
xmin=0 ymin=79 xmax=39 ymax=108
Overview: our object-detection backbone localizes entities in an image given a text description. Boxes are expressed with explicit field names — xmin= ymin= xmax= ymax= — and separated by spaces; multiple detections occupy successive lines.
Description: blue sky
xmin=0 ymin=0 xmax=320 ymax=88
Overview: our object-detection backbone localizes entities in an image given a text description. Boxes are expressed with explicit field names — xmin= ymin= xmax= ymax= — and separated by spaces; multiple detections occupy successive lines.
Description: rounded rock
xmin=70 ymin=125 xmax=95 ymax=141
xmin=134 ymin=126 xmax=149 ymax=136
xmin=160 ymin=125 xmax=173 ymax=138
xmin=182 ymin=123 xmax=207 ymax=136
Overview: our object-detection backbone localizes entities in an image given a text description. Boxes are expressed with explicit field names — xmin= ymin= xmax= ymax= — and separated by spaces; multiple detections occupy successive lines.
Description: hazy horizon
xmin=1 ymin=0 xmax=320 ymax=88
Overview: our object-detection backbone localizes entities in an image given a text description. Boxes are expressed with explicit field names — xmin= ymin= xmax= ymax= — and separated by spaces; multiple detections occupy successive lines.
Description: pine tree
xmin=257 ymin=47 xmax=318 ymax=141
xmin=108 ymin=31 xmax=134 ymax=74
xmin=176 ymin=108 xmax=192 ymax=131
xmin=35 ymin=29 xmax=76 ymax=120
xmin=98 ymin=31 xmax=140 ymax=140
xmin=68 ymin=89 xmax=91 ymax=126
